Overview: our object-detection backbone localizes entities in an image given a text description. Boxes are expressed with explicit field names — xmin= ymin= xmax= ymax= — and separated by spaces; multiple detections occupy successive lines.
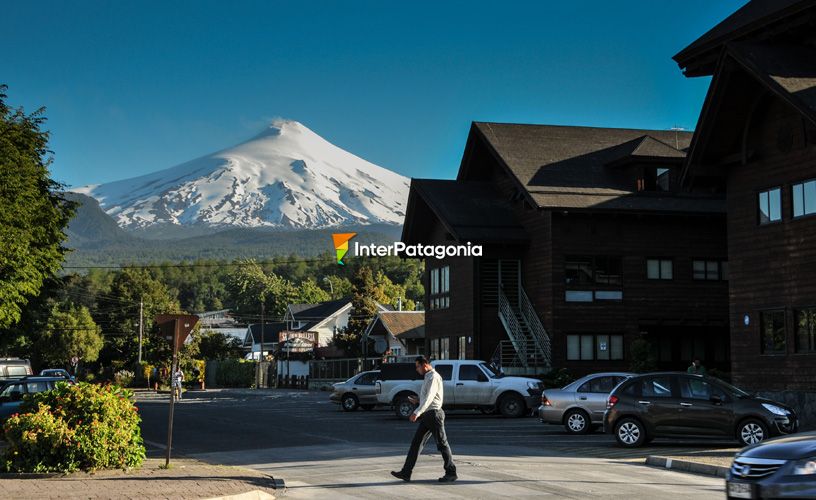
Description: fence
xmin=308 ymin=358 xmax=381 ymax=388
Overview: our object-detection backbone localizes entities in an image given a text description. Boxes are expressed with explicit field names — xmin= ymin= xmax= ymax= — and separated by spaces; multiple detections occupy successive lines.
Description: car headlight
xmin=793 ymin=458 xmax=816 ymax=475
xmin=762 ymin=403 xmax=789 ymax=416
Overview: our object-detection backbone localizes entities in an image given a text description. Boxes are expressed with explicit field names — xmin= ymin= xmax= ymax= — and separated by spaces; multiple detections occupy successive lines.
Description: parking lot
xmin=136 ymin=389 xmax=733 ymax=498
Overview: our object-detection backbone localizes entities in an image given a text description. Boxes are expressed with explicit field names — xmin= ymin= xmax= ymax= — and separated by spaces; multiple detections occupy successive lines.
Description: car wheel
xmin=738 ymin=419 xmax=768 ymax=446
xmin=564 ymin=409 xmax=591 ymax=435
xmin=361 ymin=404 xmax=375 ymax=411
xmin=394 ymin=396 xmax=416 ymax=419
xmin=614 ymin=418 xmax=646 ymax=448
xmin=498 ymin=393 xmax=526 ymax=418
xmin=341 ymin=394 xmax=359 ymax=412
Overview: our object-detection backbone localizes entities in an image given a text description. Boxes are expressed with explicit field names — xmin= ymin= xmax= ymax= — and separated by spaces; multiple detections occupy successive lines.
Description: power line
xmin=62 ymin=257 xmax=338 ymax=270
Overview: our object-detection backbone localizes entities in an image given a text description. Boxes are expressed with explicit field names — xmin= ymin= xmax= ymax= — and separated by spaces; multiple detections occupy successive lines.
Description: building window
xmin=793 ymin=180 xmax=816 ymax=218
xmin=564 ymin=256 xmax=623 ymax=303
xmin=693 ymin=260 xmax=728 ymax=281
xmin=646 ymin=259 xmax=673 ymax=280
xmin=795 ymin=308 xmax=816 ymax=353
xmin=758 ymin=187 xmax=782 ymax=224
xmin=430 ymin=338 xmax=440 ymax=360
xmin=760 ymin=310 xmax=786 ymax=354
xmin=565 ymin=256 xmax=621 ymax=286
xmin=637 ymin=167 xmax=672 ymax=192
xmin=458 ymin=336 xmax=467 ymax=360
xmin=429 ymin=266 xmax=450 ymax=310
xmin=440 ymin=337 xmax=450 ymax=359
xmin=566 ymin=334 xmax=624 ymax=361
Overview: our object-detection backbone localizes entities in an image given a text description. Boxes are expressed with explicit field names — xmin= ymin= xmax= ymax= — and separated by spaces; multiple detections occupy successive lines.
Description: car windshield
xmin=480 ymin=363 xmax=503 ymax=379
xmin=710 ymin=377 xmax=752 ymax=398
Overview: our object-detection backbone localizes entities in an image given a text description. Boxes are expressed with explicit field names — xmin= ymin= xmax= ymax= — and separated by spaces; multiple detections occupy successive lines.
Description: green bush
xmin=214 ymin=359 xmax=256 ymax=387
xmin=541 ymin=368 xmax=574 ymax=389
xmin=629 ymin=338 xmax=658 ymax=373
xmin=2 ymin=383 xmax=146 ymax=473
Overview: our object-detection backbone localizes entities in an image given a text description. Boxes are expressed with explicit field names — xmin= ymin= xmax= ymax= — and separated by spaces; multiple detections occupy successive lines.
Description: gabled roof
xmin=378 ymin=311 xmax=425 ymax=340
xmin=287 ymin=298 xmax=352 ymax=330
xmin=402 ymin=179 xmax=528 ymax=244
xmin=464 ymin=123 xmax=724 ymax=214
xmin=674 ymin=0 xmax=816 ymax=77
xmin=244 ymin=322 xmax=287 ymax=345
xmin=729 ymin=42 xmax=816 ymax=123
xmin=682 ymin=42 xmax=816 ymax=183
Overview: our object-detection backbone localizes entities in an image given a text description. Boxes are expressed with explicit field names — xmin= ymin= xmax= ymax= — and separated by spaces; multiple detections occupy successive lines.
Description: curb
xmin=645 ymin=455 xmax=729 ymax=478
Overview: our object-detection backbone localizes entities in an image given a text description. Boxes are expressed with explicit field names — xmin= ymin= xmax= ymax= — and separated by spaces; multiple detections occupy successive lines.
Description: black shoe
xmin=391 ymin=470 xmax=411 ymax=482
xmin=438 ymin=473 xmax=458 ymax=482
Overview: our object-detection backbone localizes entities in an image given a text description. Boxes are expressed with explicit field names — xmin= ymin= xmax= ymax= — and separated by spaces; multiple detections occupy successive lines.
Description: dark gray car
xmin=726 ymin=430 xmax=816 ymax=499
xmin=330 ymin=370 xmax=380 ymax=412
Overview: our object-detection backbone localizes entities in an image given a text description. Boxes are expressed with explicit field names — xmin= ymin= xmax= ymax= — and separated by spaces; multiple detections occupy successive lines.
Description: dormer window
xmin=637 ymin=167 xmax=672 ymax=192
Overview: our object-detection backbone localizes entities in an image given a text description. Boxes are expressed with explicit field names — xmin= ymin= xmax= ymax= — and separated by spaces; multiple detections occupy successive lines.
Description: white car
xmin=375 ymin=359 xmax=543 ymax=418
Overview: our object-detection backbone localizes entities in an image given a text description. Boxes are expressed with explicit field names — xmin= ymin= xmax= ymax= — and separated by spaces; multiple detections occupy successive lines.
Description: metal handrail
xmin=497 ymin=288 xmax=529 ymax=367
xmin=519 ymin=287 xmax=552 ymax=366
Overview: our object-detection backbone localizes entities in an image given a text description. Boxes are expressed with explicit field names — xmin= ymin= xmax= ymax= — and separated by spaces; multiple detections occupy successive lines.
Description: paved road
xmin=137 ymin=389 xmax=733 ymax=498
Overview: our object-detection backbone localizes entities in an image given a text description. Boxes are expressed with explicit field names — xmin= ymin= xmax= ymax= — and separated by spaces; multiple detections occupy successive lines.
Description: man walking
xmin=687 ymin=358 xmax=706 ymax=375
xmin=391 ymin=356 xmax=457 ymax=483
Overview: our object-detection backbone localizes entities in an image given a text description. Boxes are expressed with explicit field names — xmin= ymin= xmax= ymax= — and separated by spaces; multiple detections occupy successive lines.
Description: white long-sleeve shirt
xmin=413 ymin=368 xmax=444 ymax=417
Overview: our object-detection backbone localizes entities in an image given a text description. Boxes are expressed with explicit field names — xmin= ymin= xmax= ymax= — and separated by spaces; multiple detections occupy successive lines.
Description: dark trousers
xmin=401 ymin=409 xmax=456 ymax=475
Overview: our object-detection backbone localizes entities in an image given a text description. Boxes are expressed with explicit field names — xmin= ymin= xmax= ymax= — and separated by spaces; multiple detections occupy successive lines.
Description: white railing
xmin=492 ymin=340 xmax=549 ymax=371
xmin=497 ymin=288 xmax=530 ymax=367
xmin=519 ymin=287 xmax=552 ymax=367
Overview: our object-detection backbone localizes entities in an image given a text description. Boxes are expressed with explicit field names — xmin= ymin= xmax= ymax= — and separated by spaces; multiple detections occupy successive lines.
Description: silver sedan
xmin=539 ymin=372 xmax=634 ymax=434
xmin=329 ymin=370 xmax=380 ymax=412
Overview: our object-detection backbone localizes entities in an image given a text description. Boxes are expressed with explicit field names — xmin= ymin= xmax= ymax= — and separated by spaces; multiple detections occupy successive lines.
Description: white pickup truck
xmin=375 ymin=359 xmax=544 ymax=418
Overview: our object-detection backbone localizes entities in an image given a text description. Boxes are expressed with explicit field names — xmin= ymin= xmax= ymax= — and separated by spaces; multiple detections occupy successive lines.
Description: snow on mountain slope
xmin=73 ymin=120 xmax=410 ymax=229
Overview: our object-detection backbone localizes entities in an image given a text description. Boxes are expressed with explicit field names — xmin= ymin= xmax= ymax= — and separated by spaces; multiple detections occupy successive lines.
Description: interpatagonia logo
xmin=331 ymin=232 xmax=357 ymax=265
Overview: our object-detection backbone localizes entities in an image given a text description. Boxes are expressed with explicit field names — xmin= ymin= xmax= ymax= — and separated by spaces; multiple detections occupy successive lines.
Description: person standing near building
xmin=687 ymin=358 xmax=706 ymax=375
xmin=391 ymin=356 xmax=457 ymax=483
xmin=173 ymin=366 xmax=185 ymax=400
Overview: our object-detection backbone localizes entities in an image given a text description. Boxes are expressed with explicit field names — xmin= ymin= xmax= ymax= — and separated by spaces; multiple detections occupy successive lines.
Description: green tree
xmin=0 ymin=85 xmax=76 ymax=329
xmin=40 ymin=303 xmax=103 ymax=367
xmin=333 ymin=266 xmax=379 ymax=356
xmin=99 ymin=268 xmax=181 ymax=366
xmin=295 ymin=278 xmax=331 ymax=304
xmin=192 ymin=330 xmax=244 ymax=360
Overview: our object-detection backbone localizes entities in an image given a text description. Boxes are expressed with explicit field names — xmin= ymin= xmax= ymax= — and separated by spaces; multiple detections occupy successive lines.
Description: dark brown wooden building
xmin=675 ymin=0 xmax=816 ymax=392
xmin=402 ymin=123 xmax=729 ymax=376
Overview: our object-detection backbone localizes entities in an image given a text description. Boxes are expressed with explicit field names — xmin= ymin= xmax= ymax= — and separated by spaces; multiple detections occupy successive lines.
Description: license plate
xmin=727 ymin=481 xmax=753 ymax=499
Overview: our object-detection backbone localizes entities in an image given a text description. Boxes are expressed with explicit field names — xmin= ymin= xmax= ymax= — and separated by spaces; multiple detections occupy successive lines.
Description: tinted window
xmin=0 ymin=383 xmax=24 ymax=400
xmin=640 ymin=376 xmax=673 ymax=398
xmin=679 ymin=378 xmax=710 ymax=400
xmin=6 ymin=366 xmax=27 ymax=376
xmin=578 ymin=376 xmax=618 ymax=393
xmin=434 ymin=364 xmax=453 ymax=381
xmin=458 ymin=365 xmax=485 ymax=381
xmin=355 ymin=373 xmax=377 ymax=385
xmin=26 ymin=381 xmax=50 ymax=394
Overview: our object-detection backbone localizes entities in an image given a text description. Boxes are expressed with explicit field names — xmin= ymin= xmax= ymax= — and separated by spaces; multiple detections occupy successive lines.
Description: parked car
xmin=539 ymin=372 xmax=634 ymax=434
xmin=39 ymin=368 xmax=77 ymax=383
xmin=375 ymin=360 xmax=543 ymax=419
xmin=0 ymin=358 xmax=33 ymax=380
xmin=726 ymin=430 xmax=816 ymax=499
xmin=0 ymin=376 xmax=72 ymax=423
xmin=604 ymin=372 xmax=797 ymax=448
xmin=330 ymin=370 xmax=380 ymax=412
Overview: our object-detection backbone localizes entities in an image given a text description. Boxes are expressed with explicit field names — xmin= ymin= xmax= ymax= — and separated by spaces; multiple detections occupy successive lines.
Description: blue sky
xmin=3 ymin=0 xmax=745 ymax=188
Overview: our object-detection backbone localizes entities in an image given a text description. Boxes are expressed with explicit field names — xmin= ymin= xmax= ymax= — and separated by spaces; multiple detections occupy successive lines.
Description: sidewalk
xmin=0 ymin=457 xmax=279 ymax=500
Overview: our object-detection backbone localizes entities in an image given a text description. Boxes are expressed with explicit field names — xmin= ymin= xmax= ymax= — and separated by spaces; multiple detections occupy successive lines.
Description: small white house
xmin=283 ymin=298 xmax=352 ymax=347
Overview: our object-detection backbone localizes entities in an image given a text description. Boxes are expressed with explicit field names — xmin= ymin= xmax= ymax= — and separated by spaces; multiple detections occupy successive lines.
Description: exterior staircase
xmin=493 ymin=259 xmax=552 ymax=375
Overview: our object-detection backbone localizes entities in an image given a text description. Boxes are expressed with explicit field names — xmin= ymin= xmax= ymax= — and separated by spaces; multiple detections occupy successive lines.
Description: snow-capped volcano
xmin=73 ymin=120 xmax=410 ymax=230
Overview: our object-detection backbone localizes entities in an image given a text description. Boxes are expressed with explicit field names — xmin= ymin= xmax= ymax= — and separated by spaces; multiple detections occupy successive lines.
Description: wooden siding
xmin=725 ymin=95 xmax=816 ymax=391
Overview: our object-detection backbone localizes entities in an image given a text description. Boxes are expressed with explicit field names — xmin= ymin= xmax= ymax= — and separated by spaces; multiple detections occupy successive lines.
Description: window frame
xmin=566 ymin=334 xmax=625 ymax=361
xmin=758 ymin=187 xmax=782 ymax=225
xmin=428 ymin=265 xmax=451 ymax=310
xmin=760 ymin=309 xmax=787 ymax=355
xmin=792 ymin=178 xmax=816 ymax=219
xmin=692 ymin=259 xmax=728 ymax=281
xmin=646 ymin=258 xmax=673 ymax=280
xmin=794 ymin=307 xmax=816 ymax=354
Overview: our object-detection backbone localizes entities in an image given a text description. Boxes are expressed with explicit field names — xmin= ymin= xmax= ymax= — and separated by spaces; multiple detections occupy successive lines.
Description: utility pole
xmin=138 ymin=298 xmax=144 ymax=364
xmin=260 ymin=301 xmax=265 ymax=388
